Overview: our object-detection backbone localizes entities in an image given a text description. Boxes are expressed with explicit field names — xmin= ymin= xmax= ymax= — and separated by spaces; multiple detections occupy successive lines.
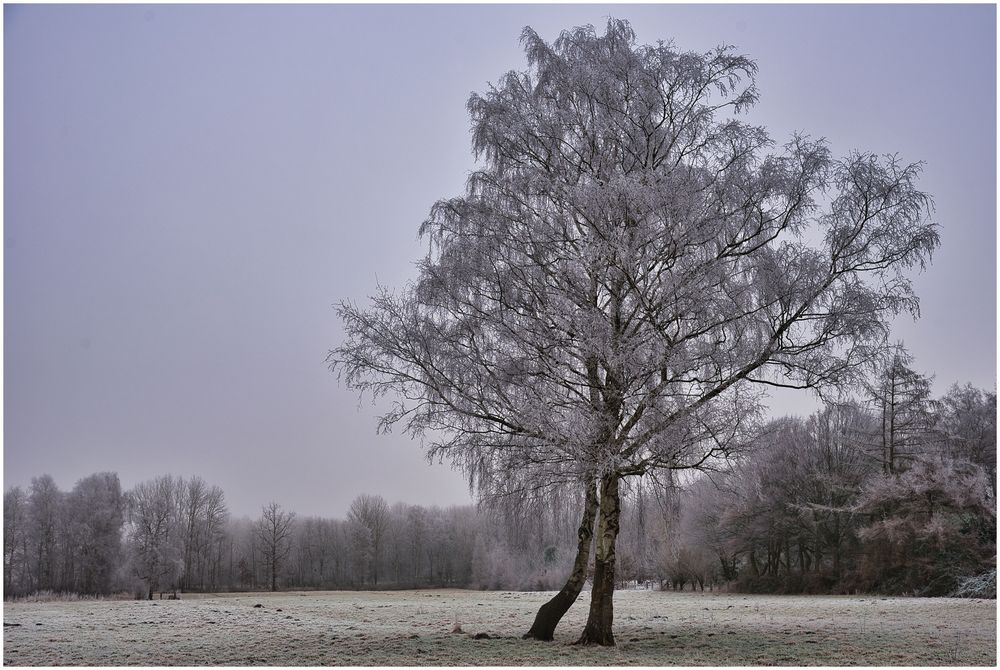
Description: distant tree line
xmin=3 ymin=474 xmax=585 ymax=599
xmin=4 ymin=366 xmax=994 ymax=600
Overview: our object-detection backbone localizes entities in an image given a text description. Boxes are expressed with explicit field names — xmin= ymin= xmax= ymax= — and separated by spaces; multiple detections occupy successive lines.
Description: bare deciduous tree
xmin=333 ymin=19 xmax=938 ymax=645
xmin=256 ymin=501 xmax=295 ymax=592
xmin=174 ymin=477 xmax=230 ymax=591
xmin=347 ymin=494 xmax=389 ymax=586
xmin=936 ymin=383 xmax=996 ymax=489
xmin=180 ymin=476 xmax=208 ymax=592
xmin=28 ymin=475 xmax=62 ymax=593
xmin=4 ymin=487 xmax=29 ymax=596
xmin=126 ymin=475 xmax=182 ymax=599
xmin=63 ymin=472 xmax=125 ymax=595
xmin=200 ymin=485 xmax=229 ymax=590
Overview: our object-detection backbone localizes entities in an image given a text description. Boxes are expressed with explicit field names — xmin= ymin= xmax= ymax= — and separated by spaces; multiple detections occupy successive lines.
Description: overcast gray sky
xmin=5 ymin=4 xmax=995 ymax=518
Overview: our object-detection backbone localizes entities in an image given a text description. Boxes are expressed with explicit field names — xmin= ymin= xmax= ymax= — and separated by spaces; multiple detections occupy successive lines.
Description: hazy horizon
xmin=5 ymin=4 xmax=996 ymax=518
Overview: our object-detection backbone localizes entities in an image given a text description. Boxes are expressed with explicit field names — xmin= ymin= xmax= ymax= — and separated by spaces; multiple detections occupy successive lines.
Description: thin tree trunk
xmin=577 ymin=474 xmax=620 ymax=647
xmin=881 ymin=389 xmax=889 ymax=475
xmin=888 ymin=382 xmax=897 ymax=474
xmin=833 ymin=515 xmax=842 ymax=577
xmin=523 ymin=479 xmax=598 ymax=641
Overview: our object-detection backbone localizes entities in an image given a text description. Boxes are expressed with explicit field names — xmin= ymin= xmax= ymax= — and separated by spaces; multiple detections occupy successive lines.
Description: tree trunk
xmin=523 ymin=479 xmax=598 ymax=641
xmin=833 ymin=515 xmax=842 ymax=577
xmin=577 ymin=474 xmax=620 ymax=646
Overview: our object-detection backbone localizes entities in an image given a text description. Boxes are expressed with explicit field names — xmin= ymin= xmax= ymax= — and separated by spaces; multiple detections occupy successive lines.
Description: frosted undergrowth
xmin=952 ymin=570 xmax=997 ymax=599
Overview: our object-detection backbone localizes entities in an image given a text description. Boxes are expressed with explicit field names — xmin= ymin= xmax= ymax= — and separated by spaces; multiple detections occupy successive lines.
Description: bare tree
xmin=671 ymin=477 xmax=738 ymax=585
xmin=63 ymin=472 xmax=125 ymax=595
xmin=4 ymin=487 xmax=29 ymax=596
xmin=179 ymin=476 xmax=208 ymax=591
xmin=27 ymin=475 xmax=62 ymax=592
xmin=347 ymin=494 xmax=389 ymax=586
xmin=867 ymin=345 xmax=935 ymax=474
xmin=174 ymin=477 xmax=230 ymax=591
xmin=255 ymin=502 xmax=295 ymax=592
xmin=333 ymin=19 xmax=938 ymax=644
xmin=126 ymin=476 xmax=182 ymax=599
xmin=804 ymin=403 xmax=872 ymax=577
xmin=201 ymin=485 xmax=229 ymax=590
xmin=936 ymin=383 xmax=996 ymax=488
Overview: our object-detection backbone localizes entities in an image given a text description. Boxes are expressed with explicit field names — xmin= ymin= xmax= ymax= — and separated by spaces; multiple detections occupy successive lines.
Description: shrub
xmin=951 ymin=569 xmax=997 ymax=599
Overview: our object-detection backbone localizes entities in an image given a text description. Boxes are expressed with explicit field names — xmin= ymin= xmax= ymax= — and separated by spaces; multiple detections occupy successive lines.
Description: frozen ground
xmin=3 ymin=588 xmax=995 ymax=666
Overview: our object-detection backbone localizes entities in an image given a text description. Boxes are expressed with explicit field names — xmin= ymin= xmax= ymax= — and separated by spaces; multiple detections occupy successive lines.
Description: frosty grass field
xmin=3 ymin=588 xmax=995 ymax=666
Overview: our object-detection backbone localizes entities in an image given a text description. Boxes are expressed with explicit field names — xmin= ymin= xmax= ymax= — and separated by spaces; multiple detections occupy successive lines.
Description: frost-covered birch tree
xmin=332 ymin=20 xmax=938 ymax=645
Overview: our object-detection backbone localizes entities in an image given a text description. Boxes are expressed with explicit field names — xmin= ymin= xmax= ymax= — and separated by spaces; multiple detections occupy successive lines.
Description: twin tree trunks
xmin=523 ymin=475 xmax=621 ymax=646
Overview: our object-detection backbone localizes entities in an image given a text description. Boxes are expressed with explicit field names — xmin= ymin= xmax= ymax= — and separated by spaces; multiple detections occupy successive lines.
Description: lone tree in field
xmin=332 ymin=20 xmax=938 ymax=645
xmin=255 ymin=501 xmax=295 ymax=592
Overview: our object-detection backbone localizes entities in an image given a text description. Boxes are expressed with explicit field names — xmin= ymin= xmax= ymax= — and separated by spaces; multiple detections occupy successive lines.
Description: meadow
xmin=3 ymin=588 xmax=995 ymax=666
